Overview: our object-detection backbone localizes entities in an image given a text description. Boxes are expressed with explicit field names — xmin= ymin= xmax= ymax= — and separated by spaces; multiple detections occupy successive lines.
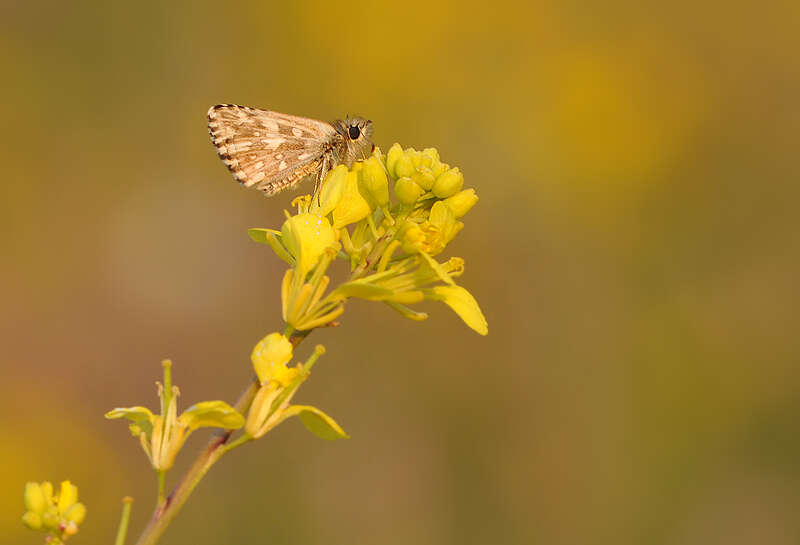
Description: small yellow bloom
xmin=106 ymin=361 xmax=243 ymax=471
xmin=400 ymin=201 xmax=463 ymax=256
xmin=309 ymin=164 xmax=348 ymax=217
xmin=244 ymin=344 xmax=344 ymax=441
xmin=251 ymin=333 xmax=298 ymax=386
xmin=22 ymin=480 xmax=87 ymax=540
xmin=332 ymin=166 xmax=371 ymax=228
xmin=281 ymin=213 xmax=337 ymax=273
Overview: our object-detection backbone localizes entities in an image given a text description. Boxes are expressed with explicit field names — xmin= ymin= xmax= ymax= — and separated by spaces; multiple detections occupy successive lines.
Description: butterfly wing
xmin=207 ymin=104 xmax=340 ymax=195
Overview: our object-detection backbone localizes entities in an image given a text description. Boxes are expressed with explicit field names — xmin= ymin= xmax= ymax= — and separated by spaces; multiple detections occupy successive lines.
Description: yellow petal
xmin=281 ymin=213 xmax=336 ymax=273
xmin=309 ymin=164 xmax=348 ymax=217
xmin=426 ymin=285 xmax=488 ymax=335
xmin=178 ymin=401 xmax=245 ymax=431
xmin=332 ymin=169 xmax=371 ymax=228
xmin=251 ymin=333 xmax=294 ymax=385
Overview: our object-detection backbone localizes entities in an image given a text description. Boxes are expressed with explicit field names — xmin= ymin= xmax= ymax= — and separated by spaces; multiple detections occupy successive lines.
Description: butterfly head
xmin=334 ymin=116 xmax=374 ymax=165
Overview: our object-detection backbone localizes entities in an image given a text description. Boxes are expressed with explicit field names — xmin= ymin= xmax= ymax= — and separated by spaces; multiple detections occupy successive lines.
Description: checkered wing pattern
xmin=207 ymin=104 xmax=341 ymax=196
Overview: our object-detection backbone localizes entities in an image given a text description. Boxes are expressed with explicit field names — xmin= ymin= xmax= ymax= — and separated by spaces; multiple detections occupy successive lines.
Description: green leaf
xmin=248 ymin=228 xmax=295 ymax=266
xmin=247 ymin=228 xmax=275 ymax=244
xmin=285 ymin=405 xmax=349 ymax=440
xmin=179 ymin=401 xmax=244 ymax=431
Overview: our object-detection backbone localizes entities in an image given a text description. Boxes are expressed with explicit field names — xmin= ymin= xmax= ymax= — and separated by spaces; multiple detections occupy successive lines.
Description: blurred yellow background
xmin=2 ymin=1 xmax=799 ymax=544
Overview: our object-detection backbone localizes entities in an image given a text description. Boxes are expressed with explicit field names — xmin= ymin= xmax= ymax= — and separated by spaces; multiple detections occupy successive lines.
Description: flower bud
xmin=22 ymin=511 xmax=42 ymax=530
xmin=251 ymin=333 xmax=294 ymax=385
xmin=422 ymin=148 xmax=440 ymax=164
xmin=432 ymin=167 xmax=464 ymax=198
xmin=393 ymin=152 xmax=416 ymax=179
xmin=443 ymin=189 xmax=479 ymax=218
xmin=407 ymin=148 xmax=422 ymax=167
xmin=42 ymin=508 xmax=59 ymax=529
xmin=57 ymin=481 xmax=78 ymax=515
xmin=40 ymin=482 xmax=53 ymax=505
xmin=24 ymin=483 xmax=46 ymax=514
xmin=65 ymin=503 xmax=87 ymax=525
xmin=432 ymin=161 xmax=449 ymax=178
xmin=394 ymin=177 xmax=425 ymax=205
xmin=358 ymin=156 xmax=389 ymax=209
xmin=385 ymin=143 xmax=404 ymax=179
xmin=412 ymin=166 xmax=436 ymax=190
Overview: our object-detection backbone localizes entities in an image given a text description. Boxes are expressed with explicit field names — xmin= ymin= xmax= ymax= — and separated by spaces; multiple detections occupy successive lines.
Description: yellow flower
xmin=248 ymin=141 xmax=488 ymax=337
xmin=22 ymin=480 xmax=87 ymax=540
xmin=309 ymin=164 xmax=348 ymax=217
xmin=332 ymin=165 xmax=371 ymax=228
xmin=244 ymin=344 xmax=348 ymax=440
xmin=281 ymin=213 xmax=337 ymax=274
xmin=251 ymin=333 xmax=298 ymax=386
xmin=105 ymin=361 xmax=243 ymax=471
xmin=400 ymin=201 xmax=463 ymax=256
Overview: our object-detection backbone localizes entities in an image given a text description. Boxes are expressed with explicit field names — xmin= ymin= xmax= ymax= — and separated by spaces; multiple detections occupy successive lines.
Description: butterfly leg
xmin=314 ymin=155 xmax=330 ymax=206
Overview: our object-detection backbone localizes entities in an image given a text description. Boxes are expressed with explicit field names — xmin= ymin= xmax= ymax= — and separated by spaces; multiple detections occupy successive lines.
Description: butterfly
xmin=207 ymin=104 xmax=374 ymax=197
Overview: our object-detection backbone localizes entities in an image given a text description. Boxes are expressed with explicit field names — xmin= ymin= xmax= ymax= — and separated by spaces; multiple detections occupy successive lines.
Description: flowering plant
xmin=22 ymin=144 xmax=486 ymax=545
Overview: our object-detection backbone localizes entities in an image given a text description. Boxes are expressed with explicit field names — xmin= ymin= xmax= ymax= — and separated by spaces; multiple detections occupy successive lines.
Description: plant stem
xmin=114 ymin=497 xmax=134 ymax=545
xmin=132 ymin=331 xmax=311 ymax=545
xmin=156 ymin=471 xmax=165 ymax=506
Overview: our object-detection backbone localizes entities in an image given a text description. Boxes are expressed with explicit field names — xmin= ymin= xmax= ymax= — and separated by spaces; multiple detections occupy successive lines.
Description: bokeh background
xmin=2 ymin=1 xmax=799 ymax=544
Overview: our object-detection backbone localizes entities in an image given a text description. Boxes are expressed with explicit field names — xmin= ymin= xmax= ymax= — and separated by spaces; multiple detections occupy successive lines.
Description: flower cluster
xmin=249 ymin=144 xmax=487 ymax=335
xmin=22 ymin=480 xmax=86 ymax=543
xmin=105 ymin=360 xmax=244 ymax=472
xmin=244 ymin=333 xmax=346 ymax=441
xmin=23 ymin=133 xmax=488 ymax=544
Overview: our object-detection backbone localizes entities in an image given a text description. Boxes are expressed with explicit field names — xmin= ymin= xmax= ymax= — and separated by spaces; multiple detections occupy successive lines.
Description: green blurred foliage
xmin=2 ymin=1 xmax=799 ymax=544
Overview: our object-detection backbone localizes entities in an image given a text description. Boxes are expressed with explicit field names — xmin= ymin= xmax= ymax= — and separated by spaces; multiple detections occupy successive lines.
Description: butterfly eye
xmin=348 ymin=125 xmax=361 ymax=139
